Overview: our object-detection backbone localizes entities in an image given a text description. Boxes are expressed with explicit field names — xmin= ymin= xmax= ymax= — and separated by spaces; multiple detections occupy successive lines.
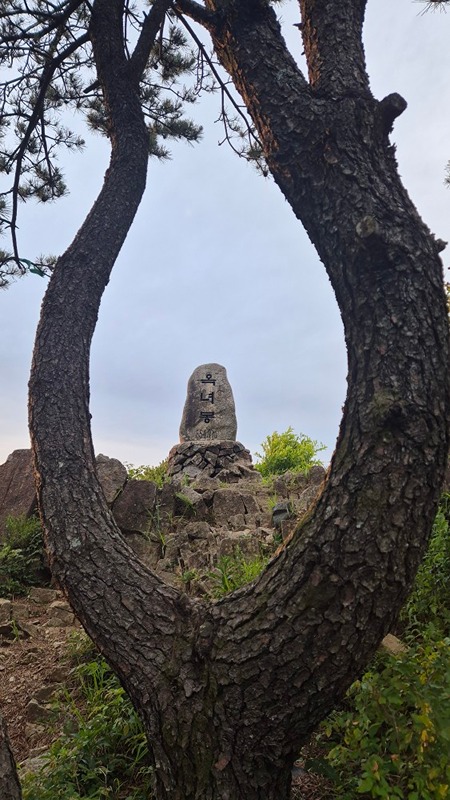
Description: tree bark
xmin=28 ymin=2 xmax=450 ymax=799
xmin=0 ymin=712 xmax=22 ymax=800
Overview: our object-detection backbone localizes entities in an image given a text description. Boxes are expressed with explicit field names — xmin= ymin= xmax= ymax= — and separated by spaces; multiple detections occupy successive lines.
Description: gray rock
xmin=240 ymin=494 xmax=260 ymax=517
xmin=185 ymin=521 xmax=211 ymax=540
xmin=272 ymin=501 xmax=294 ymax=530
xmin=179 ymin=364 xmax=237 ymax=442
xmin=112 ymin=479 xmax=157 ymax=534
xmin=218 ymin=532 xmax=259 ymax=558
xmin=33 ymin=683 xmax=63 ymax=704
xmin=43 ymin=617 xmax=67 ymax=628
xmin=28 ymin=587 xmax=61 ymax=605
xmin=174 ymin=487 xmax=208 ymax=519
xmin=192 ymin=476 xmax=221 ymax=493
xmin=212 ymin=489 xmax=246 ymax=526
xmin=46 ymin=600 xmax=75 ymax=626
xmin=11 ymin=602 xmax=29 ymax=621
xmin=25 ymin=699 xmax=53 ymax=724
xmin=229 ymin=513 xmax=246 ymax=531
xmin=0 ymin=449 xmax=36 ymax=540
xmin=0 ymin=599 xmax=12 ymax=624
xmin=308 ymin=464 xmax=326 ymax=484
xmin=95 ymin=454 xmax=127 ymax=505
xmin=298 ymin=484 xmax=321 ymax=511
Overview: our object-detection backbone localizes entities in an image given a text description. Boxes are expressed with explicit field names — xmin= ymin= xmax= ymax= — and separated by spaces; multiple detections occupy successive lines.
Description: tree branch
xmin=0 ymin=0 xmax=85 ymax=44
xmin=128 ymin=0 xmax=174 ymax=83
xmin=175 ymin=0 xmax=218 ymax=28
xmin=9 ymin=31 xmax=89 ymax=268
xmin=174 ymin=8 xmax=261 ymax=153
xmin=299 ymin=0 xmax=370 ymax=95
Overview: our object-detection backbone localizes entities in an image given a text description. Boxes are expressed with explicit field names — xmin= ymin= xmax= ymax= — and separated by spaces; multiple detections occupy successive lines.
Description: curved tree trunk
xmin=28 ymin=1 xmax=449 ymax=799
xmin=0 ymin=713 xmax=22 ymax=800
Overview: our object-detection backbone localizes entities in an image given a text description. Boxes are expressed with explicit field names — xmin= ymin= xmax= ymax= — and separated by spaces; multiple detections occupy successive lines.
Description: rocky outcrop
xmin=0 ymin=447 xmax=327 ymax=596
xmin=0 ymin=451 xmax=128 ymax=540
xmin=0 ymin=450 xmax=36 ymax=539
xmin=95 ymin=455 xmax=127 ymax=504
xmin=106 ymin=466 xmax=325 ymax=594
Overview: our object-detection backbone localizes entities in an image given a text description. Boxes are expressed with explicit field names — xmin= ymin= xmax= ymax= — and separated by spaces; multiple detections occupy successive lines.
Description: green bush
xmin=254 ymin=427 xmax=325 ymax=478
xmin=401 ymin=493 xmax=450 ymax=638
xmin=21 ymin=656 xmax=153 ymax=800
xmin=0 ymin=514 xmax=48 ymax=597
xmin=316 ymin=638 xmax=450 ymax=800
xmin=126 ymin=459 xmax=168 ymax=488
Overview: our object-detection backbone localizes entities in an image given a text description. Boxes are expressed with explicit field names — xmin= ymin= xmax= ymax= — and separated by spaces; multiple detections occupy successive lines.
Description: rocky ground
xmin=0 ymin=588 xmax=80 ymax=770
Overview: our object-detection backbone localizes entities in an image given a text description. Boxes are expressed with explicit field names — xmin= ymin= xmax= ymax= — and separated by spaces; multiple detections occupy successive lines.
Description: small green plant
xmin=267 ymin=494 xmax=280 ymax=510
xmin=209 ymin=548 xmax=269 ymax=598
xmin=175 ymin=491 xmax=196 ymax=514
xmin=181 ymin=568 xmax=198 ymax=583
xmin=0 ymin=514 xmax=48 ymax=597
xmin=254 ymin=427 xmax=325 ymax=478
xmin=126 ymin=458 xmax=169 ymax=488
xmin=21 ymin=656 xmax=153 ymax=800
xmin=65 ymin=629 xmax=99 ymax=666
xmin=402 ymin=493 xmax=450 ymax=638
xmin=315 ymin=638 xmax=450 ymax=800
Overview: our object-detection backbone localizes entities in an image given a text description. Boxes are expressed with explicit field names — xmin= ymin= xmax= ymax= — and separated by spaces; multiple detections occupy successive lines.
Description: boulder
xmin=95 ymin=454 xmax=127 ymax=504
xmin=308 ymin=464 xmax=327 ymax=484
xmin=0 ymin=599 xmax=12 ymax=624
xmin=271 ymin=501 xmax=294 ymax=530
xmin=212 ymin=489 xmax=246 ymax=526
xmin=112 ymin=479 xmax=157 ymax=534
xmin=0 ymin=450 xmax=36 ymax=540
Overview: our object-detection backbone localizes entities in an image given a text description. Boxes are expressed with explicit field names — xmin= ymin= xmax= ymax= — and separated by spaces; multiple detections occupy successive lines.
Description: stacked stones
xmin=167 ymin=441 xmax=257 ymax=482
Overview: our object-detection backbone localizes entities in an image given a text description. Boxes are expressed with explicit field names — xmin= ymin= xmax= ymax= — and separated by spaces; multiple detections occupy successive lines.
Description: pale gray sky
xmin=1 ymin=0 xmax=449 ymax=469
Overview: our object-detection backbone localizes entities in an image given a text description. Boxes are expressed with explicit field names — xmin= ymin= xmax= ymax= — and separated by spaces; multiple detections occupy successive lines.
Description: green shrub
xmin=254 ymin=427 xmax=325 ymax=478
xmin=126 ymin=459 xmax=168 ymax=488
xmin=208 ymin=548 xmax=269 ymax=598
xmin=402 ymin=493 xmax=450 ymax=638
xmin=317 ymin=638 xmax=450 ymax=800
xmin=21 ymin=656 xmax=153 ymax=800
xmin=0 ymin=514 xmax=48 ymax=597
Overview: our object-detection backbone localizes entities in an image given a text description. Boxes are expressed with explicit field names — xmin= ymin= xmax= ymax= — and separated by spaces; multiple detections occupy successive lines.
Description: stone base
xmin=167 ymin=441 xmax=260 ymax=483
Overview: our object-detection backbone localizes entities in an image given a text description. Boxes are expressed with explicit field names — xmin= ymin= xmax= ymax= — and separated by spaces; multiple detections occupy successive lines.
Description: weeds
xmin=21 ymin=655 xmax=153 ymax=800
xmin=0 ymin=514 xmax=48 ymax=597
xmin=401 ymin=492 xmax=450 ymax=638
xmin=208 ymin=547 xmax=269 ymax=598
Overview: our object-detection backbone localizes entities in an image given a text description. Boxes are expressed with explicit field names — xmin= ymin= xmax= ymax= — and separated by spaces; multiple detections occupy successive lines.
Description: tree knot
xmin=378 ymin=93 xmax=407 ymax=136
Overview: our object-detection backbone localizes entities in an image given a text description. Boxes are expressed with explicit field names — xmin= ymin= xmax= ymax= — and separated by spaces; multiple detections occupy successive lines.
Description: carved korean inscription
xmin=179 ymin=364 xmax=237 ymax=442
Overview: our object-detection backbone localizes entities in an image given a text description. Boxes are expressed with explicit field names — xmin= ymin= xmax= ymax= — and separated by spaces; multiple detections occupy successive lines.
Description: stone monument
xmin=167 ymin=363 xmax=257 ymax=482
xmin=179 ymin=363 xmax=237 ymax=443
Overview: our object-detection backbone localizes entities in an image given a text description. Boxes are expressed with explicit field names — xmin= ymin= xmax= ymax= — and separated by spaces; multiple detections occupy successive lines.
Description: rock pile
xmin=167 ymin=440 xmax=258 ymax=482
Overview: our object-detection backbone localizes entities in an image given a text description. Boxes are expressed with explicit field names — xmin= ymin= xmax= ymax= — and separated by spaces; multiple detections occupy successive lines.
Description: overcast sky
xmin=1 ymin=0 xmax=449 ymax=470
